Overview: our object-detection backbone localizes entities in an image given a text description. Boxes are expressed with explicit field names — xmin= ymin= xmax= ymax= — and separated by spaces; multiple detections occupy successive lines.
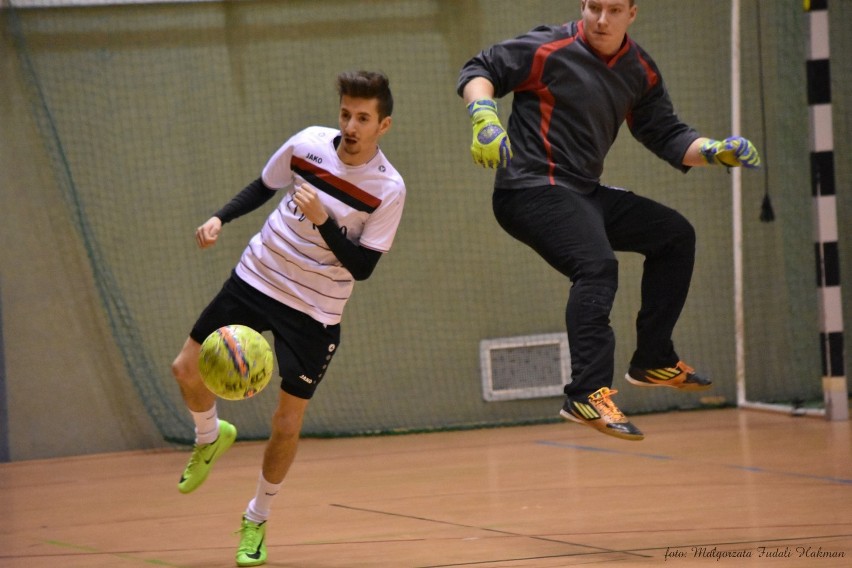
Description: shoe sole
xmin=624 ymin=373 xmax=712 ymax=392
xmin=559 ymin=409 xmax=644 ymax=442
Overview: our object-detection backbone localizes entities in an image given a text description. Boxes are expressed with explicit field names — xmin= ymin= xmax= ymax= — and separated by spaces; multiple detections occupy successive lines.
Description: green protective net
xmin=4 ymin=0 xmax=835 ymax=444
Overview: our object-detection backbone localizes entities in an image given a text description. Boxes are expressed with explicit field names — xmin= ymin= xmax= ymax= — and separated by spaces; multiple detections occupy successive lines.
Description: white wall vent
xmin=480 ymin=332 xmax=571 ymax=401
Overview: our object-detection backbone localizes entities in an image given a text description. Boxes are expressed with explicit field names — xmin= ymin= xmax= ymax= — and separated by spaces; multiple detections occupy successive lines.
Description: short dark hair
xmin=336 ymin=70 xmax=394 ymax=120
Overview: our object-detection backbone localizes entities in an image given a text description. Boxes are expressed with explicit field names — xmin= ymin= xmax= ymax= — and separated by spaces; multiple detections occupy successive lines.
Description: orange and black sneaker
xmin=560 ymin=387 xmax=644 ymax=441
xmin=625 ymin=361 xmax=712 ymax=391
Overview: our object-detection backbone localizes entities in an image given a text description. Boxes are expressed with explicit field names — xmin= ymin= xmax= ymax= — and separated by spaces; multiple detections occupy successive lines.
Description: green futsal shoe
xmin=177 ymin=420 xmax=237 ymax=494
xmin=236 ymin=516 xmax=267 ymax=567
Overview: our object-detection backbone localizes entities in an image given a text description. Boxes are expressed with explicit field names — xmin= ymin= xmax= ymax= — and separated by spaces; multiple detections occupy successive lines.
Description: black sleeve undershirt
xmin=316 ymin=217 xmax=382 ymax=281
xmin=213 ymin=177 xmax=276 ymax=224
xmin=215 ymin=177 xmax=382 ymax=281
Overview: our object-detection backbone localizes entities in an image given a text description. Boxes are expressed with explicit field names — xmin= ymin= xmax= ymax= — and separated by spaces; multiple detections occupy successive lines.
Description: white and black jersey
xmin=235 ymin=126 xmax=406 ymax=325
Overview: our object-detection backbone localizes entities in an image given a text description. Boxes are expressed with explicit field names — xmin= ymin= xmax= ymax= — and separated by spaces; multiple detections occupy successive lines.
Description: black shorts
xmin=190 ymin=271 xmax=340 ymax=399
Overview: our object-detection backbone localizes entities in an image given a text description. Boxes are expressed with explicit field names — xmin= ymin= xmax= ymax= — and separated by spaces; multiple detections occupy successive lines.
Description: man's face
xmin=337 ymin=95 xmax=391 ymax=165
xmin=581 ymin=0 xmax=637 ymax=57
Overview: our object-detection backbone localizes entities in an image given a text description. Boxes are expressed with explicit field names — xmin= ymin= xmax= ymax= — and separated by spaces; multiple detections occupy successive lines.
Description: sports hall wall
xmin=1 ymin=0 xmax=849 ymax=461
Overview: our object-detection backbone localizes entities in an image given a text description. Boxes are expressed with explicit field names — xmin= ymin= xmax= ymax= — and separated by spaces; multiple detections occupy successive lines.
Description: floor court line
xmin=330 ymin=503 xmax=651 ymax=558
xmin=26 ymin=540 xmax=184 ymax=567
xmin=536 ymin=440 xmax=852 ymax=485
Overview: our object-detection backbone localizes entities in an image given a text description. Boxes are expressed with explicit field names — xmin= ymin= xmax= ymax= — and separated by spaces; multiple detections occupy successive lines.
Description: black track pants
xmin=492 ymin=184 xmax=696 ymax=398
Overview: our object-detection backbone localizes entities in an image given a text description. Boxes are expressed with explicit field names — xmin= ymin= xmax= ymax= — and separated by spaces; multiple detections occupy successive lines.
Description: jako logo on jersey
xmin=306 ymin=153 xmax=322 ymax=164
xmin=299 ymin=374 xmax=315 ymax=384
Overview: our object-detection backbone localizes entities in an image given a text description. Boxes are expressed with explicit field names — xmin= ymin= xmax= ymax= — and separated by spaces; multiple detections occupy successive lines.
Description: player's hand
xmin=195 ymin=216 xmax=222 ymax=249
xmin=699 ymin=136 xmax=761 ymax=168
xmin=293 ymin=183 xmax=329 ymax=226
xmin=468 ymin=99 xmax=512 ymax=168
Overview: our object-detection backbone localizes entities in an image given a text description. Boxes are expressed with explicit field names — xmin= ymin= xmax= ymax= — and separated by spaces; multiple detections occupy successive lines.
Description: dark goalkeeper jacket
xmin=457 ymin=20 xmax=701 ymax=192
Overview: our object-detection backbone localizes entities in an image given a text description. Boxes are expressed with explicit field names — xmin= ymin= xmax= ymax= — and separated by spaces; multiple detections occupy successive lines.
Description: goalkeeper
xmin=457 ymin=0 xmax=760 ymax=442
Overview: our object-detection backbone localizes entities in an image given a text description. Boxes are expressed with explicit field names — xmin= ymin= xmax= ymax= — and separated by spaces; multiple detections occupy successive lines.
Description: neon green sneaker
xmin=236 ymin=516 xmax=267 ymax=567
xmin=177 ymin=420 xmax=236 ymax=494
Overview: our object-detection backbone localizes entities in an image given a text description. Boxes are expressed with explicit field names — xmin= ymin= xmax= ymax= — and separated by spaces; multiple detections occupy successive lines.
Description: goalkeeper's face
xmin=580 ymin=0 xmax=637 ymax=57
xmin=337 ymin=95 xmax=392 ymax=166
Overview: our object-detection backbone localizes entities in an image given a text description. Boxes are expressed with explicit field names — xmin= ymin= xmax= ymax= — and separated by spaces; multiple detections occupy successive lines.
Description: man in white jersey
xmin=170 ymin=70 xmax=405 ymax=567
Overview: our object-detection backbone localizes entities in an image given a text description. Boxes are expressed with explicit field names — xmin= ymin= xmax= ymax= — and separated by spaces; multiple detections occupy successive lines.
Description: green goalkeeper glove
xmin=468 ymin=99 xmax=513 ymax=168
xmin=699 ymin=136 xmax=761 ymax=169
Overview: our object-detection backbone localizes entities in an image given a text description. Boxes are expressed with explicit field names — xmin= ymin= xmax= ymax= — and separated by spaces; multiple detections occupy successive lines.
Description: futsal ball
xmin=199 ymin=325 xmax=273 ymax=400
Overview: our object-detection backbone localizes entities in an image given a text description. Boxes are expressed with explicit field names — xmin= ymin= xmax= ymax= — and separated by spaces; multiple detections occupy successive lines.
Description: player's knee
xmin=172 ymin=337 xmax=203 ymax=381
xmin=270 ymin=408 xmax=303 ymax=440
xmin=575 ymin=258 xmax=618 ymax=287
xmin=670 ymin=213 xmax=696 ymax=248
xmin=568 ymin=259 xmax=618 ymax=318
xmin=171 ymin=350 xmax=198 ymax=386
xmin=668 ymin=215 xmax=696 ymax=261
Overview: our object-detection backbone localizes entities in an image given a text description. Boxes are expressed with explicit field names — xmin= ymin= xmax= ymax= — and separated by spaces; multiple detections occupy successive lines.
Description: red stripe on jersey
xmin=517 ymin=30 xmax=579 ymax=186
xmin=632 ymin=41 xmax=659 ymax=89
xmin=625 ymin=40 xmax=658 ymax=129
xmin=291 ymin=156 xmax=382 ymax=210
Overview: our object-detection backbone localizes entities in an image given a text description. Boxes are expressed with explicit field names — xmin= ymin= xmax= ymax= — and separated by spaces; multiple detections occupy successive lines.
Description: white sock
xmin=245 ymin=472 xmax=283 ymax=523
xmin=190 ymin=406 xmax=219 ymax=445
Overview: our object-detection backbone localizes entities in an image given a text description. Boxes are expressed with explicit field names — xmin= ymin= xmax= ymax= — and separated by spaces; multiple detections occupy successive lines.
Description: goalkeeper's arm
xmin=462 ymin=77 xmax=513 ymax=169
xmin=684 ymin=136 xmax=761 ymax=169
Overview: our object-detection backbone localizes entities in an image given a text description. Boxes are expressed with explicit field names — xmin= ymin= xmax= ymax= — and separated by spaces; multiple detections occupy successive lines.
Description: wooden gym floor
xmin=1 ymin=408 xmax=851 ymax=567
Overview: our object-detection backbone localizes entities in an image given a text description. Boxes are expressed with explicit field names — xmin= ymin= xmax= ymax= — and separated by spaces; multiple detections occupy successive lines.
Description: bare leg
xmin=171 ymin=336 xmax=217 ymax=413
xmin=172 ymin=336 xmax=235 ymax=494
xmin=262 ymin=390 xmax=309 ymax=484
